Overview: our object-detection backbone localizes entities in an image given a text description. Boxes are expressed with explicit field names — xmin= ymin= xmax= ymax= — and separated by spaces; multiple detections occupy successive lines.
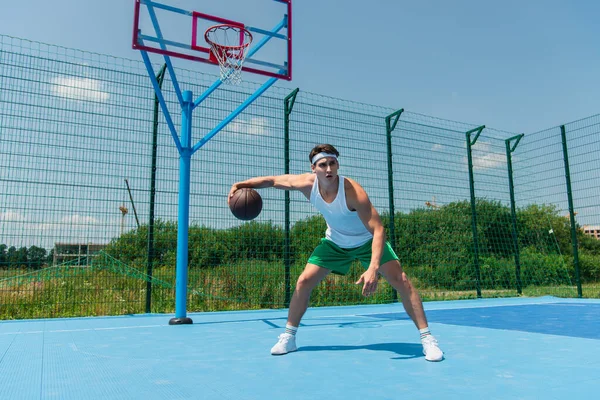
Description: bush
xmin=290 ymin=215 xmax=326 ymax=263
xmin=94 ymin=199 xmax=599 ymax=294
xmin=578 ymin=253 xmax=600 ymax=283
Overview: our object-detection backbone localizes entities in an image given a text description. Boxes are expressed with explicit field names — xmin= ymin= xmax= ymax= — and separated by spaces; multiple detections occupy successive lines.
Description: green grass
xmin=0 ymin=259 xmax=597 ymax=320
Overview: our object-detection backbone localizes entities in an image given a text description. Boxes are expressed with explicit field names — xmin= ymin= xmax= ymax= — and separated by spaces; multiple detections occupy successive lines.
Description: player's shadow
xmin=299 ymin=342 xmax=423 ymax=360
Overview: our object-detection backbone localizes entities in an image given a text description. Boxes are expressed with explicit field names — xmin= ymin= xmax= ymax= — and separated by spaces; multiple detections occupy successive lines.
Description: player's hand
xmin=228 ymin=184 xmax=239 ymax=206
xmin=355 ymin=267 xmax=379 ymax=297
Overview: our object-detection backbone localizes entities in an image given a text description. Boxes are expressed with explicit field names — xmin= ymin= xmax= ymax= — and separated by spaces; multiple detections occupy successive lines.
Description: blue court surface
xmin=1 ymin=296 xmax=599 ymax=399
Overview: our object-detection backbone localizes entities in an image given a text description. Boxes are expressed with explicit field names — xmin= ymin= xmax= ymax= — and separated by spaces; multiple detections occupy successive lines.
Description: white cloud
xmin=29 ymin=215 xmax=98 ymax=231
xmin=61 ymin=215 xmax=99 ymax=225
xmin=51 ymin=77 xmax=110 ymax=101
xmin=473 ymin=152 xmax=506 ymax=170
xmin=225 ymin=117 xmax=269 ymax=136
xmin=463 ymin=142 xmax=506 ymax=170
xmin=0 ymin=210 xmax=26 ymax=222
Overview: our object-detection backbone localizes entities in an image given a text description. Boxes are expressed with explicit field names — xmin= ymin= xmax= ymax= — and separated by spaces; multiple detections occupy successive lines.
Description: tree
xmin=47 ymin=248 xmax=55 ymax=265
xmin=28 ymin=245 xmax=48 ymax=269
xmin=7 ymin=246 xmax=28 ymax=268
xmin=0 ymin=244 xmax=7 ymax=269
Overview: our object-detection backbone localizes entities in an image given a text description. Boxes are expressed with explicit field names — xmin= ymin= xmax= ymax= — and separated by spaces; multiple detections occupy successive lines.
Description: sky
xmin=1 ymin=0 xmax=599 ymax=134
xmin=1 ymin=0 xmax=599 ymax=251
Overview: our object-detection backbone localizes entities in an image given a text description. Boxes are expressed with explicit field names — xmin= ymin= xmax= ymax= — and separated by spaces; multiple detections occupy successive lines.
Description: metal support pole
xmin=466 ymin=125 xmax=485 ymax=298
xmin=505 ymin=134 xmax=524 ymax=295
xmin=560 ymin=125 xmax=582 ymax=298
xmin=385 ymin=109 xmax=404 ymax=302
xmin=125 ymin=179 xmax=140 ymax=228
xmin=170 ymin=90 xmax=194 ymax=325
xmin=146 ymin=63 xmax=166 ymax=313
xmin=283 ymin=88 xmax=299 ymax=307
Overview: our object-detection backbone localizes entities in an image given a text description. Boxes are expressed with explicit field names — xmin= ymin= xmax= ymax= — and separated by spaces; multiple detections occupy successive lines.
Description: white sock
xmin=285 ymin=324 xmax=298 ymax=336
xmin=419 ymin=327 xmax=431 ymax=341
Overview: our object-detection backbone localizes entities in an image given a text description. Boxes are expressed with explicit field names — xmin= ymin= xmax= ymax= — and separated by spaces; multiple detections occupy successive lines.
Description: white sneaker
xmin=422 ymin=335 xmax=444 ymax=362
xmin=270 ymin=333 xmax=297 ymax=355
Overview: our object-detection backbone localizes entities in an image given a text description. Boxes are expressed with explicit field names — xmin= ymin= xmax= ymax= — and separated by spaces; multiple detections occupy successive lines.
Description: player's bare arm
xmin=346 ymin=178 xmax=386 ymax=296
xmin=229 ymin=173 xmax=314 ymax=205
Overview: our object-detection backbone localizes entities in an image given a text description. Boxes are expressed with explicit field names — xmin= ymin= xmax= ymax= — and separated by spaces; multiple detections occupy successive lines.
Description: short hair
xmin=309 ymin=144 xmax=340 ymax=164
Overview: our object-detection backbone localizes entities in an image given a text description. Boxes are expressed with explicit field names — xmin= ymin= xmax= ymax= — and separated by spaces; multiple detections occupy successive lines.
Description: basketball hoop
xmin=205 ymin=24 xmax=253 ymax=85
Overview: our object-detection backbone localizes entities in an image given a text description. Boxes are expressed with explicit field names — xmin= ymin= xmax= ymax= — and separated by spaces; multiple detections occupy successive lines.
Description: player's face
xmin=311 ymin=157 xmax=339 ymax=181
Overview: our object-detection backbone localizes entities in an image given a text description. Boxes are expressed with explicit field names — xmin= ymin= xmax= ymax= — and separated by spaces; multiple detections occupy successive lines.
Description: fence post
xmin=466 ymin=125 xmax=485 ymax=298
xmin=283 ymin=88 xmax=299 ymax=307
xmin=146 ymin=63 xmax=166 ymax=313
xmin=560 ymin=125 xmax=582 ymax=298
xmin=505 ymin=134 xmax=524 ymax=295
xmin=385 ymin=109 xmax=404 ymax=302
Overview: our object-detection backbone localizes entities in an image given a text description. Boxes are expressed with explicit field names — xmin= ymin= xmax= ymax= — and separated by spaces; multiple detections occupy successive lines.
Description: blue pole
xmin=139 ymin=50 xmax=183 ymax=153
xmin=145 ymin=2 xmax=184 ymax=107
xmin=192 ymin=77 xmax=278 ymax=154
xmin=170 ymin=90 xmax=193 ymax=325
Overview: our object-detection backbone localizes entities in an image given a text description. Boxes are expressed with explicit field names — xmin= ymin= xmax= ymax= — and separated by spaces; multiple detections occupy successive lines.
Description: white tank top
xmin=309 ymin=175 xmax=373 ymax=248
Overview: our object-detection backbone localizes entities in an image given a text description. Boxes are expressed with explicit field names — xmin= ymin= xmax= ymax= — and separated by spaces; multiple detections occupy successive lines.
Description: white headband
xmin=311 ymin=152 xmax=338 ymax=165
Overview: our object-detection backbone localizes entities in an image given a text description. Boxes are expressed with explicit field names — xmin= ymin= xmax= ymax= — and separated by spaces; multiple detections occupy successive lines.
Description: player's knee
xmin=388 ymin=270 xmax=410 ymax=288
xmin=296 ymin=274 xmax=314 ymax=291
xmin=401 ymin=271 xmax=409 ymax=283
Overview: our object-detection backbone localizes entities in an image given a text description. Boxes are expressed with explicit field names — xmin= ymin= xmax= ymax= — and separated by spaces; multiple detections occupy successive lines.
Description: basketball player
xmin=228 ymin=144 xmax=444 ymax=361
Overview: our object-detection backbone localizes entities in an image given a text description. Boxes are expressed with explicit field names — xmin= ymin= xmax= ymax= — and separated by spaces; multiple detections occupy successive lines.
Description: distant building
xmin=52 ymin=243 xmax=106 ymax=266
xmin=582 ymin=225 xmax=600 ymax=240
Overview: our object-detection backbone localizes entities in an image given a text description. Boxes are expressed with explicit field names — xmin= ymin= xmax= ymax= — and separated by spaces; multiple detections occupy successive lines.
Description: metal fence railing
xmin=1 ymin=35 xmax=599 ymax=319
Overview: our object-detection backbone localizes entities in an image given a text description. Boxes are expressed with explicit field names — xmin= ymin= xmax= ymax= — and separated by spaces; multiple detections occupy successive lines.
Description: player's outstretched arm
xmin=229 ymin=173 xmax=314 ymax=204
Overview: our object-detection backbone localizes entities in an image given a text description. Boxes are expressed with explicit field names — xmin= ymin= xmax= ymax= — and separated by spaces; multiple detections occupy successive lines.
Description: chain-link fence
xmin=1 ymin=35 xmax=598 ymax=319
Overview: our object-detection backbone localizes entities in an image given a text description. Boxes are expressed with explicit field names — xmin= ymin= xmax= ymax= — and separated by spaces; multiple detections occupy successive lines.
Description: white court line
xmin=1 ymin=324 xmax=167 ymax=335
xmin=0 ymin=317 xmax=284 ymax=335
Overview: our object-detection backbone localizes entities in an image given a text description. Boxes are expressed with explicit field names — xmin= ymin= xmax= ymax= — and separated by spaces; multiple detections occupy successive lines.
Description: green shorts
xmin=307 ymin=238 xmax=399 ymax=275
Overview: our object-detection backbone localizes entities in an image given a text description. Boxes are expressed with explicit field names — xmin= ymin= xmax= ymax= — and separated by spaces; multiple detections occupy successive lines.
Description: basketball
xmin=229 ymin=188 xmax=263 ymax=220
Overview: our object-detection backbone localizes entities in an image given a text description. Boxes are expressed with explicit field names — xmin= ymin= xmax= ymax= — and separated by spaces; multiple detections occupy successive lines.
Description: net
xmin=205 ymin=24 xmax=253 ymax=85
